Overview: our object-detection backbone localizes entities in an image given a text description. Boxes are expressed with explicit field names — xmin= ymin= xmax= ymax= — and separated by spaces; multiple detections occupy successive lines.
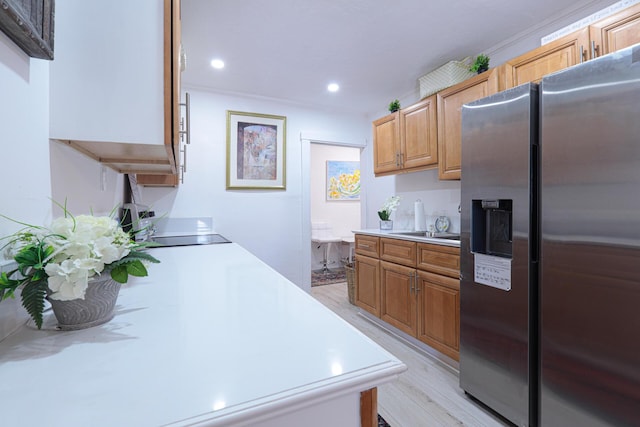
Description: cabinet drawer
xmin=355 ymin=235 xmax=380 ymax=258
xmin=417 ymin=243 xmax=460 ymax=278
xmin=381 ymin=238 xmax=417 ymax=267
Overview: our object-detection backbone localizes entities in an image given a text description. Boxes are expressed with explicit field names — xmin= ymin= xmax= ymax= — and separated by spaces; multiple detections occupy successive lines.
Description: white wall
xmin=310 ymin=144 xmax=361 ymax=270
xmin=0 ymin=33 xmax=53 ymax=338
xmin=140 ymin=89 xmax=369 ymax=290
xmin=49 ymin=141 xmax=125 ymax=216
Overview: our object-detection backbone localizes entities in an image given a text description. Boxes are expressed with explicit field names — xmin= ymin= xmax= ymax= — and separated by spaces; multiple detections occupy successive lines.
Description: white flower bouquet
xmin=378 ymin=196 xmax=401 ymax=221
xmin=0 ymin=210 xmax=159 ymax=329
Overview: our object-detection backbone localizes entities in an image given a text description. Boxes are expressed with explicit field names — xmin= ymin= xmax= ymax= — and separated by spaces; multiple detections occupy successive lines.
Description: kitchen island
xmin=0 ymin=243 xmax=405 ymax=427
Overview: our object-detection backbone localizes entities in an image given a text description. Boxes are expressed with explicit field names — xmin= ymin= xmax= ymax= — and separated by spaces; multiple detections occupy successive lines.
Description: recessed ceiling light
xmin=327 ymin=83 xmax=339 ymax=92
xmin=210 ymin=59 xmax=225 ymax=69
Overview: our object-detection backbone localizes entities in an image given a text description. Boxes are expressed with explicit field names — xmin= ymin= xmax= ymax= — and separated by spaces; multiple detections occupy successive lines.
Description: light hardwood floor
xmin=311 ymin=282 xmax=511 ymax=427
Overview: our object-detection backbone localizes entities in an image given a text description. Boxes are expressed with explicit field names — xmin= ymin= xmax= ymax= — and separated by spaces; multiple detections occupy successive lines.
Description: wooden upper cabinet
xmin=373 ymin=96 xmax=438 ymax=177
xmin=590 ymin=3 xmax=640 ymax=58
xmin=50 ymin=0 xmax=181 ymax=177
xmin=501 ymin=28 xmax=589 ymax=90
xmin=373 ymin=112 xmax=400 ymax=175
xmin=137 ymin=0 xmax=183 ymax=187
xmin=436 ymin=68 xmax=498 ymax=180
xmin=398 ymin=95 xmax=438 ymax=170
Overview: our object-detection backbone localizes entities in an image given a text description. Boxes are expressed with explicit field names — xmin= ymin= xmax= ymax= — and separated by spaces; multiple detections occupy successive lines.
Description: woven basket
xmin=345 ymin=265 xmax=356 ymax=305
xmin=419 ymin=57 xmax=475 ymax=98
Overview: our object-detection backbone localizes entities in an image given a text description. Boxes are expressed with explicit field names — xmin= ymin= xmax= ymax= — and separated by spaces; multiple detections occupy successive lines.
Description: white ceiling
xmin=181 ymin=0 xmax=610 ymax=115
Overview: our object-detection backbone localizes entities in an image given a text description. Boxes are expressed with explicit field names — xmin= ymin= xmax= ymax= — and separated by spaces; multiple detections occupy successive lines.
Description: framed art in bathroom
xmin=226 ymin=110 xmax=287 ymax=190
xmin=326 ymin=160 xmax=360 ymax=201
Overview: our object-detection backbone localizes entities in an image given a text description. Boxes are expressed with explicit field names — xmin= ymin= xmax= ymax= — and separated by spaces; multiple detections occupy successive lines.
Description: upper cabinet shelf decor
xmin=0 ymin=0 xmax=54 ymax=60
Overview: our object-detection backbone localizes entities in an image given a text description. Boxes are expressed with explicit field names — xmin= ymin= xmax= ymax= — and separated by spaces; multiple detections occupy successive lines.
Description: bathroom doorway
xmin=309 ymin=143 xmax=361 ymax=286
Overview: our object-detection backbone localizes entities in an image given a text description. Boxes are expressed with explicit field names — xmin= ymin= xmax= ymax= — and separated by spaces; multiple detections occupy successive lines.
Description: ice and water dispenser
xmin=470 ymin=199 xmax=513 ymax=290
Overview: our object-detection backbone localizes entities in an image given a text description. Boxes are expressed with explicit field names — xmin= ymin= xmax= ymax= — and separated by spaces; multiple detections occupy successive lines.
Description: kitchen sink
xmin=390 ymin=231 xmax=460 ymax=240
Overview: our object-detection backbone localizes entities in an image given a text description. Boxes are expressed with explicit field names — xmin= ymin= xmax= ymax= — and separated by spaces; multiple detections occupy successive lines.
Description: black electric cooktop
xmin=150 ymin=234 xmax=231 ymax=247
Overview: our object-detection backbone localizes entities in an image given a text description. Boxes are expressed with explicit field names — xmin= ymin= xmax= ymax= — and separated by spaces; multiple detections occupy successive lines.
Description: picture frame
xmin=326 ymin=160 xmax=360 ymax=201
xmin=226 ymin=110 xmax=287 ymax=190
xmin=0 ymin=0 xmax=55 ymax=60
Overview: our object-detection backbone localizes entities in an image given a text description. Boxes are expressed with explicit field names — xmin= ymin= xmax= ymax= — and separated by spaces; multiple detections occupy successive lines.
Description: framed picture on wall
xmin=326 ymin=160 xmax=360 ymax=201
xmin=226 ymin=110 xmax=287 ymax=190
xmin=0 ymin=0 xmax=55 ymax=60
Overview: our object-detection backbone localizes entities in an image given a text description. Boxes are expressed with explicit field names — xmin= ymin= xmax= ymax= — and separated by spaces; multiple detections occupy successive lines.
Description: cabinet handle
xmin=360 ymin=244 xmax=370 ymax=249
xmin=591 ymin=40 xmax=599 ymax=59
xmin=181 ymin=144 xmax=187 ymax=174
xmin=580 ymin=45 xmax=585 ymax=63
xmin=409 ymin=272 xmax=415 ymax=295
xmin=179 ymin=92 xmax=191 ymax=144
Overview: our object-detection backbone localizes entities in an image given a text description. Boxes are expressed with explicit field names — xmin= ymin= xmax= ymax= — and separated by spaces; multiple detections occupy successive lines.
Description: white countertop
xmin=354 ymin=229 xmax=461 ymax=248
xmin=0 ymin=243 xmax=405 ymax=426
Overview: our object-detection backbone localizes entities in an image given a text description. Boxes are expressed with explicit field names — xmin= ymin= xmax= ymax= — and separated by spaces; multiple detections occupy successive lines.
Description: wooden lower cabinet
xmin=355 ymin=254 xmax=380 ymax=317
xmin=355 ymin=234 xmax=461 ymax=361
xmin=416 ymin=270 xmax=460 ymax=361
xmin=380 ymin=261 xmax=417 ymax=336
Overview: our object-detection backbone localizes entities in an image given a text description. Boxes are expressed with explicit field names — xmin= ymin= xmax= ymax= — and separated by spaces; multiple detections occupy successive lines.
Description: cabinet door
xmin=399 ymin=95 xmax=438 ymax=170
xmin=590 ymin=3 xmax=640 ymax=58
xmin=380 ymin=238 xmax=417 ymax=267
xmin=380 ymin=261 xmax=417 ymax=336
xmin=502 ymin=28 xmax=589 ymax=90
xmin=355 ymin=234 xmax=380 ymax=258
xmin=50 ymin=0 xmax=180 ymax=177
xmin=355 ymin=255 xmax=380 ymax=317
xmin=416 ymin=270 xmax=460 ymax=361
xmin=437 ymin=68 xmax=498 ymax=180
xmin=137 ymin=0 xmax=182 ymax=186
xmin=373 ymin=112 xmax=400 ymax=175
xmin=417 ymin=243 xmax=460 ymax=278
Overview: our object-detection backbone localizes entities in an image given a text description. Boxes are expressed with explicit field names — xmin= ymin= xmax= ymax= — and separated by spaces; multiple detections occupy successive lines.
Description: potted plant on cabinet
xmin=470 ymin=54 xmax=490 ymax=74
xmin=388 ymin=99 xmax=401 ymax=113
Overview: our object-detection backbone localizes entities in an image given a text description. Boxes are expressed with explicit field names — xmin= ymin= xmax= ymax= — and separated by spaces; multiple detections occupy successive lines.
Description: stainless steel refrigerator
xmin=459 ymin=44 xmax=640 ymax=426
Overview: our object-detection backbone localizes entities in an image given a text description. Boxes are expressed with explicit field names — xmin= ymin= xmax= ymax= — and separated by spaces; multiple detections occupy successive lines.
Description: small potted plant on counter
xmin=378 ymin=196 xmax=401 ymax=230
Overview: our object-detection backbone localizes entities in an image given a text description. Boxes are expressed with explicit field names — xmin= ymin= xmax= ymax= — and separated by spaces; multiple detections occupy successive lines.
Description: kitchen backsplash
xmin=390 ymin=169 xmax=461 ymax=233
xmin=393 ymin=187 xmax=461 ymax=233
